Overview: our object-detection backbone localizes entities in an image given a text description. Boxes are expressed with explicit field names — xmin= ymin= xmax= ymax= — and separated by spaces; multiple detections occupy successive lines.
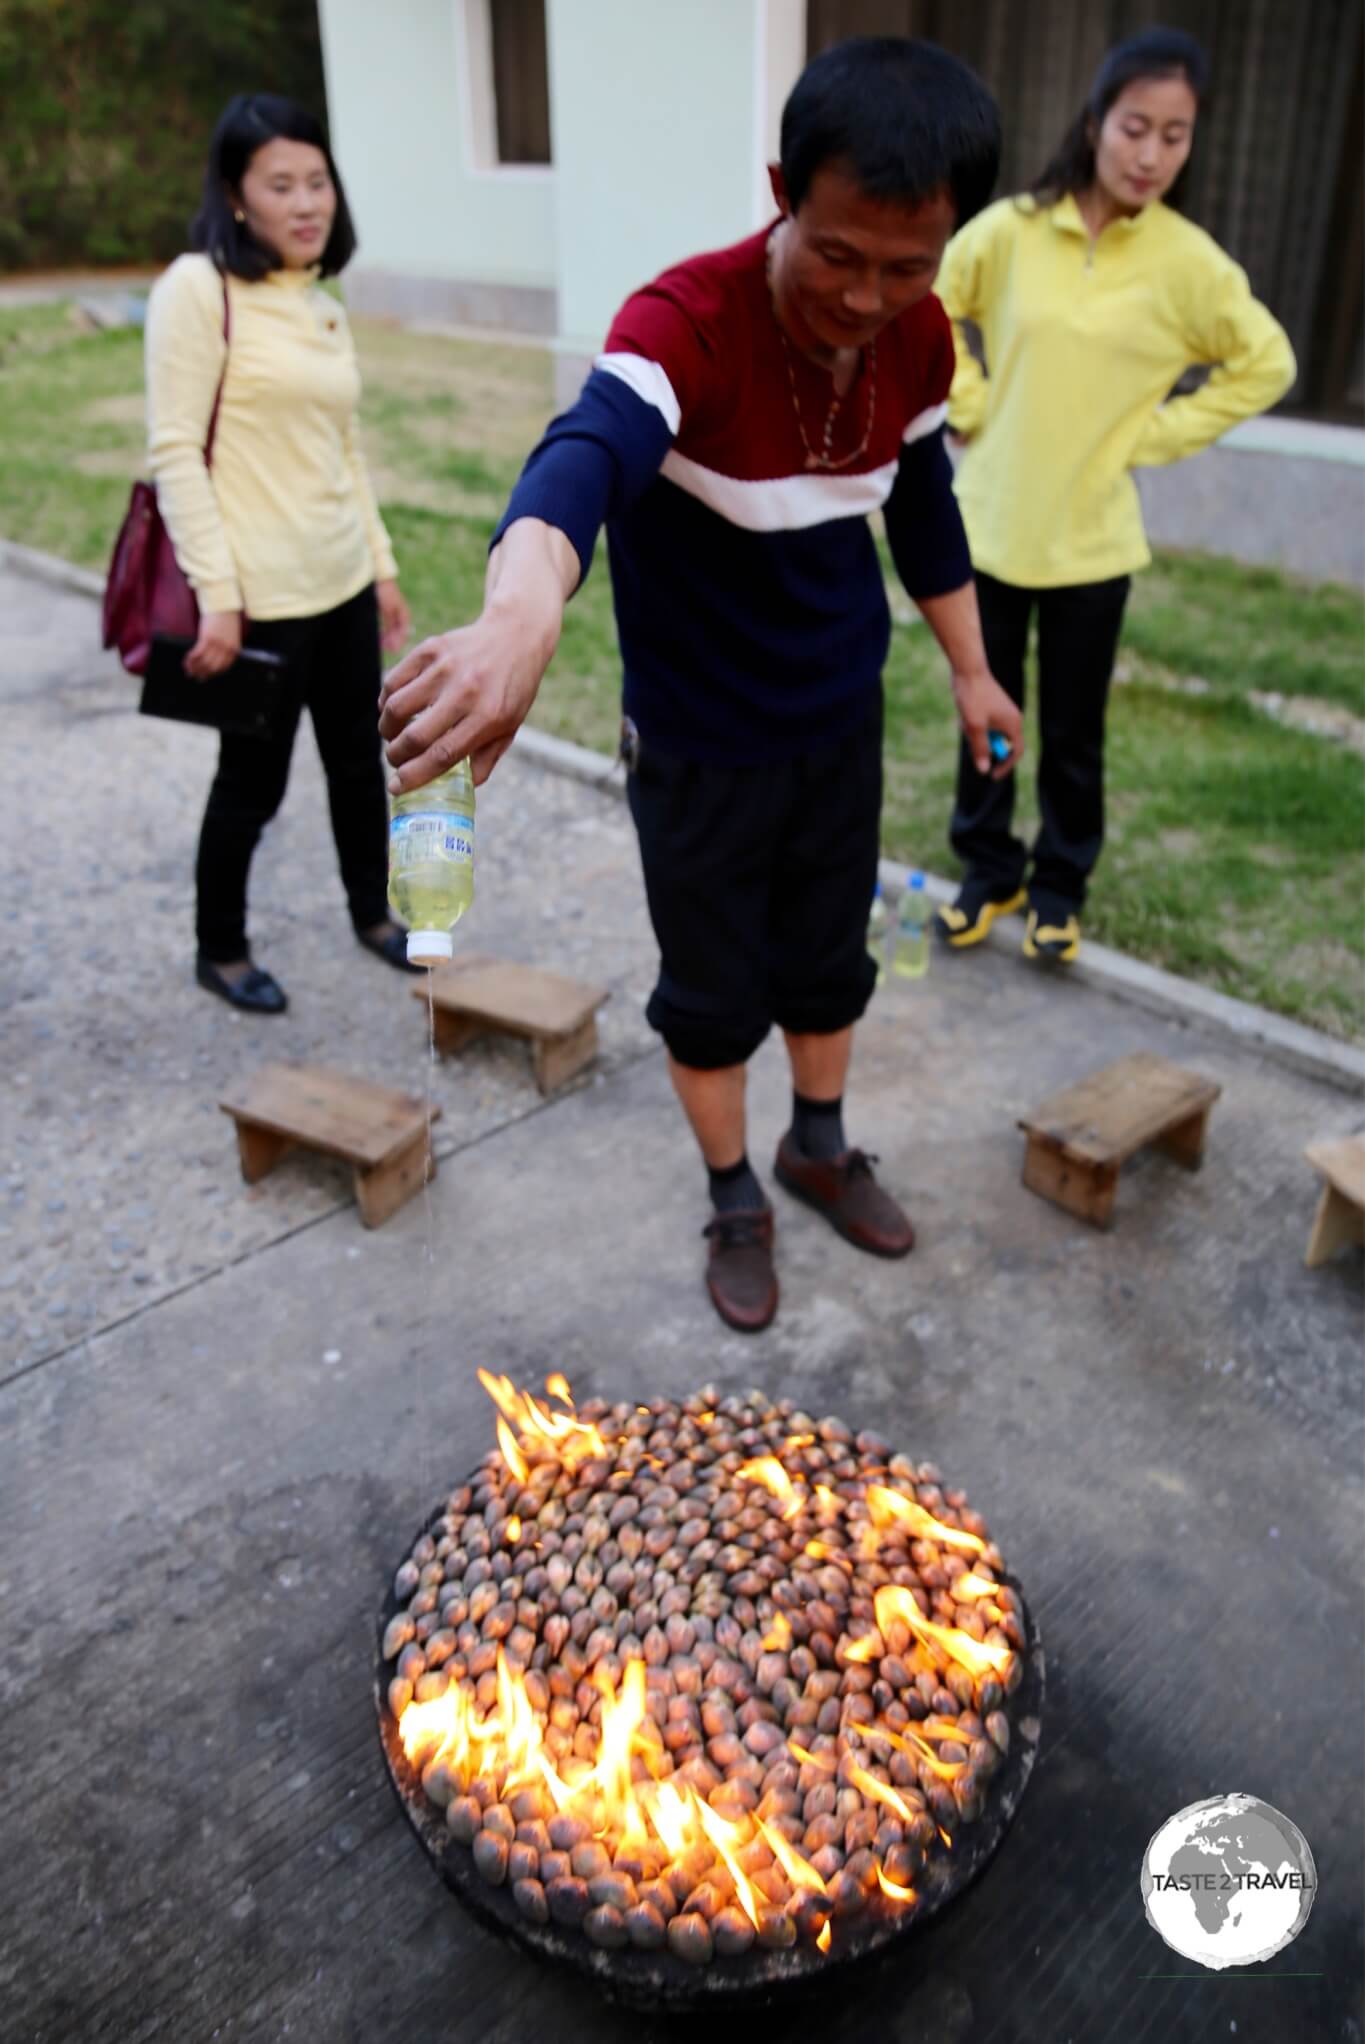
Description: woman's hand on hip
xmin=184 ymin=611 xmax=243 ymax=679
xmin=376 ymin=579 xmax=411 ymax=654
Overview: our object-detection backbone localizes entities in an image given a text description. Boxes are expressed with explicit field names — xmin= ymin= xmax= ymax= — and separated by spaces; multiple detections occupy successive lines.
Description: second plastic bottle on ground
xmin=893 ymin=872 xmax=930 ymax=980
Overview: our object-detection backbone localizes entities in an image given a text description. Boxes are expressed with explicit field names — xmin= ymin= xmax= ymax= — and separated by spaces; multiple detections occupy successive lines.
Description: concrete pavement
xmin=1 ymin=571 xmax=1361 ymax=2044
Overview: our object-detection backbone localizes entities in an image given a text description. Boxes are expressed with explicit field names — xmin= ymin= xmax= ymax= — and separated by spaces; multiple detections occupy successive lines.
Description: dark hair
xmin=780 ymin=37 xmax=1000 ymax=227
xmin=190 ymin=93 xmax=357 ymax=279
xmin=1030 ymin=28 xmax=1209 ymax=211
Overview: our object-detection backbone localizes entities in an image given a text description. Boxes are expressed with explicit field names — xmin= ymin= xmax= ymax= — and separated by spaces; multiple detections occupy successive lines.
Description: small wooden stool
xmin=414 ymin=955 xmax=609 ymax=1096
xmin=219 ymin=1061 xmax=440 ymax=1229
xmin=1303 ymin=1134 xmax=1365 ymax=1267
xmin=1019 ymin=1050 xmax=1221 ymax=1229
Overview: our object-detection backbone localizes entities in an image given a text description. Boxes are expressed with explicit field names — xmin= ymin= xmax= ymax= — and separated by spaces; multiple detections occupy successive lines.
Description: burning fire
xmin=389 ymin=1373 xmax=1020 ymax=1960
xmin=876 ymin=1865 xmax=917 ymax=1905
xmin=952 ymin=1571 xmax=1002 ymax=1602
xmin=478 ymin=1368 xmax=607 ymax=1474
xmin=866 ymin=1484 xmax=986 ymax=1554
xmin=736 ymin=1455 xmax=802 ymax=1520
xmin=403 ymin=1647 xmax=814 ymax=1939
xmin=873 ymin=1586 xmax=1013 ymax=1681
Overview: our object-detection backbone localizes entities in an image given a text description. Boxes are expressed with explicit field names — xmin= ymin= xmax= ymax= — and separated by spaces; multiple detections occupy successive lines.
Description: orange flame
xmin=912 ymin=1715 xmax=970 ymax=1744
xmin=874 ymin=1585 xmax=1013 ymax=1680
xmin=496 ymin=1417 xmax=528 ymax=1485
xmin=814 ymin=1484 xmax=839 ymax=1518
xmin=866 ymin=1485 xmax=985 ymax=1554
xmin=842 ymin=1633 xmax=879 ymax=1664
xmin=816 ymin=1920 xmax=832 ymax=1953
xmin=844 ymin=1757 xmax=920 ymax=1819
xmin=876 ymin=1864 xmax=918 ymax=1905
xmin=871 ymin=1723 xmax=968 ymax=1785
xmin=953 ymin=1572 xmax=1001 ymax=1601
xmin=757 ymin=1816 xmax=827 ymax=1895
xmin=790 ymin=1742 xmax=835 ymax=1774
xmin=762 ymin=1613 xmax=793 ymax=1652
xmin=505 ymin=1515 xmax=522 ymax=1544
xmin=401 ymin=1643 xmax=547 ymax=1788
xmin=478 ymin=1368 xmax=607 ymax=1472
xmin=696 ymin=1798 xmax=762 ymax=1930
xmin=736 ymin=1456 xmax=802 ymax=1520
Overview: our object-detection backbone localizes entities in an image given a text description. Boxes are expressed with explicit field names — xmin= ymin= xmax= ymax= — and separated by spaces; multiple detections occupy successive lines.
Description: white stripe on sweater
xmin=595 ymin=352 xmax=682 ymax=435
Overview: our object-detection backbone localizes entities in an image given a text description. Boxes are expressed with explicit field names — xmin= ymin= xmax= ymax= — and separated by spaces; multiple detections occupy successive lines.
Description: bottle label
xmin=390 ymin=811 xmax=474 ymax=872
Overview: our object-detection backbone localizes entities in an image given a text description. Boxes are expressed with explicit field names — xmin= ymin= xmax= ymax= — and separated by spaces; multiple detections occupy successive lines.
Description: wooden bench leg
xmin=1154 ymin=1104 xmax=1212 ymax=1172
xmin=234 ymin=1121 xmax=295 ymax=1185
xmin=353 ymin=1130 xmax=436 ymax=1230
xmin=532 ymin=1017 xmax=599 ymax=1096
xmin=1305 ymin=1182 xmax=1365 ymax=1268
xmin=1021 ymin=1135 xmax=1120 ymax=1229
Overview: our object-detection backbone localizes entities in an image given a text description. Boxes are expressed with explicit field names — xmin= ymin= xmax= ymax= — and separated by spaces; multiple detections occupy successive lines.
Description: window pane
xmin=491 ymin=0 xmax=552 ymax=165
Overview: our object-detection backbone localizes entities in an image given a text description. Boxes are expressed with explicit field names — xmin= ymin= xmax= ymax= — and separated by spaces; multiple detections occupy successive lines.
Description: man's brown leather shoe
xmin=702 ymin=1206 xmax=778 ymax=1332
xmin=773 ymin=1136 xmax=914 ymax=1258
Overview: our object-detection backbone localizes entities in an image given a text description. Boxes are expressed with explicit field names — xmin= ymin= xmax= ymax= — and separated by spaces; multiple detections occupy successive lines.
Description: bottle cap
xmin=407 ymin=929 xmax=453 ymax=964
xmin=910 ymin=870 xmax=925 ymax=889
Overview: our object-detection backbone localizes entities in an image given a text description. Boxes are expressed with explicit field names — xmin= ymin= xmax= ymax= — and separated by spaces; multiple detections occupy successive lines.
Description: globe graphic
xmin=1140 ymin=1793 xmax=1316 ymax=1970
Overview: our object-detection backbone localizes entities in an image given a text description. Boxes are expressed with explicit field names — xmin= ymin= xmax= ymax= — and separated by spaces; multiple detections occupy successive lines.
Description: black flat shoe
xmin=196 ymin=956 xmax=288 ymax=1013
xmin=356 ymin=924 xmax=426 ymax=974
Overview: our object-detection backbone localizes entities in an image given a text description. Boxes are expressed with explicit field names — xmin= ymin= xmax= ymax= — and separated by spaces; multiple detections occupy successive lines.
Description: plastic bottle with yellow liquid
xmin=387 ymin=759 xmax=475 ymax=964
xmin=892 ymin=871 xmax=930 ymax=980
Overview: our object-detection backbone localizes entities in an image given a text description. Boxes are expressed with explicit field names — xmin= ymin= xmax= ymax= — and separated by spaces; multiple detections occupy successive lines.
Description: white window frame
xmin=455 ymin=0 xmax=555 ymax=181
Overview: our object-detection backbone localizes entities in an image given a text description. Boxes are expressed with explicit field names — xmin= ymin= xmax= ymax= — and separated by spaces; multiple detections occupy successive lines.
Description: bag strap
xmin=203 ymin=271 xmax=231 ymax=470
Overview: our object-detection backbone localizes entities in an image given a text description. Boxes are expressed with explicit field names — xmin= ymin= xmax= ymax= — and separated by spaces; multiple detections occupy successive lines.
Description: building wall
xmin=545 ymin=0 xmax=804 ymax=366
xmin=318 ymin=0 xmax=558 ymax=328
xmin=1137 ymin=424 xmax=1365 ymax=589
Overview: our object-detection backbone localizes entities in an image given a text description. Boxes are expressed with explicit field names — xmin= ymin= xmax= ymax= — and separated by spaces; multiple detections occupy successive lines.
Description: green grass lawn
xmin=2 ymin=297 xmax=1362 ymax=1040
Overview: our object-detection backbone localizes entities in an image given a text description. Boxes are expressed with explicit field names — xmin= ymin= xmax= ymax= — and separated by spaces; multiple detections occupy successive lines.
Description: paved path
xmin=1 ymin=572 xmax=1361 ymax=2043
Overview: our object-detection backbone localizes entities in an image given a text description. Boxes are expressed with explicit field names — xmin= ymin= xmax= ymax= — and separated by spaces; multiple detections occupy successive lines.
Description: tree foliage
xmin=0 ymin=0 xmax=326 ymax=270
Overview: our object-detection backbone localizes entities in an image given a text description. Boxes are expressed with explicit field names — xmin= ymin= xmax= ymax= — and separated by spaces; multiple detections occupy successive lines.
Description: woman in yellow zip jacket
xmin=146 ymin=94 xmax=415 ymax=1014
xmin=934 ymin=28 xmax=1295 ymax=962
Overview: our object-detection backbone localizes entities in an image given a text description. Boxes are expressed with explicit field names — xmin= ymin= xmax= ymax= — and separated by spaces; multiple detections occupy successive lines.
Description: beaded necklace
xmin=766 ymin=224 xmax=878 ymax=472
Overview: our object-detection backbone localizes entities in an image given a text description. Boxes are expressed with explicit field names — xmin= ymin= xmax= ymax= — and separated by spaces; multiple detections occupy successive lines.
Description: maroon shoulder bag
xmin=102 ymin=273 xmax=231 ymax=676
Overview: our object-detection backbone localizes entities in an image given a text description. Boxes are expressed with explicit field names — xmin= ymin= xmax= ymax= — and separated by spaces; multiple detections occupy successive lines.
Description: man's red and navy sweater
xmin=492 ymin=225 xmax=971 ymax=763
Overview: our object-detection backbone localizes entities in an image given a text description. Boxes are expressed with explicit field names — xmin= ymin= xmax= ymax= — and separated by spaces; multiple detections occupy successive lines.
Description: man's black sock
xmin=790 ymin=1090 xmax=847 ymax=1161
xmin=708 ymin=1154 xmax=765 ymax=1213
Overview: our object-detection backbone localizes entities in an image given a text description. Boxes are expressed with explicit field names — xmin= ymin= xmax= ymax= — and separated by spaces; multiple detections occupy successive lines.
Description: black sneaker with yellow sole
xmin=1022 ymin=908 xmax=1081 ymax=963
xmin=934 ymin=881 xmax=1027 ymax=949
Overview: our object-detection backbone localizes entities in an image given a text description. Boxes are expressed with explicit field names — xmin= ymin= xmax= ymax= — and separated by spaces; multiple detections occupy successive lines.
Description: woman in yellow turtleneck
xmin=934 ymin=29 xmax=1294 ymax=964
xmin=146 ymin=94 xmax=415 ymax=1013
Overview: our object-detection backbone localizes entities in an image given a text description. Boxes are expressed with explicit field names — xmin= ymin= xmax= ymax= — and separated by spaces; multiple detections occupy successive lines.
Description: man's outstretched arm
xmin=379 ymin=517 xmax=578 ymax=791
xmin=379 ymin=348 xmax=684 ymax=791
